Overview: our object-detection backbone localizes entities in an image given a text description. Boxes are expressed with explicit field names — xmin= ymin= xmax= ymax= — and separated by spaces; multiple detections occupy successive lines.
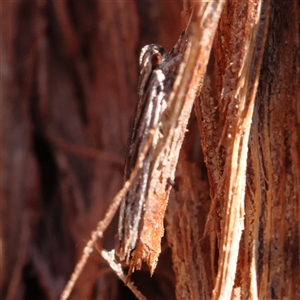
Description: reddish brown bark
xmin=1 ymin=0 xmax=299 ymax=299
xmin=1 ymin=1 xmax=181 ymax=299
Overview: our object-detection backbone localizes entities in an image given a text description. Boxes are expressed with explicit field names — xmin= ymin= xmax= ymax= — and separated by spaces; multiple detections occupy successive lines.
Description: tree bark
xmin=1 ymin=0 xmax=299 ymax=299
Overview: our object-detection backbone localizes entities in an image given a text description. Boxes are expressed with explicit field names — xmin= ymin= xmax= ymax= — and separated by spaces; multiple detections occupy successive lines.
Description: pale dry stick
xmin=212 ymin=1 xmax=270 ymax=298
xmin=60 ymin=131 xmax=155 ymax=300
xmin=94 ymin=244 xmax=146 ymax=300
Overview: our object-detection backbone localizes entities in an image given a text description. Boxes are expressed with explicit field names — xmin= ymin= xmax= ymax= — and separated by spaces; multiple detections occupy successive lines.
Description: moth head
xmin=139 ymin=44 xmax=164 ymax=69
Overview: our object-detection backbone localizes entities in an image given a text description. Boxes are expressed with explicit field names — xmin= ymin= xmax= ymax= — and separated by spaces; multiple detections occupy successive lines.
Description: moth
xmin=115 ymin=30 xmax=188 ymax=278
xmin=60 ymin=5 xmax=226 ymax=298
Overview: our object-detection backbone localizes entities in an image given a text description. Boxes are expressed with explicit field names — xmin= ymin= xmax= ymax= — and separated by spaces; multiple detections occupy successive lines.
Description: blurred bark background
xmin=1 ymin=1 xmax=299 ymax=300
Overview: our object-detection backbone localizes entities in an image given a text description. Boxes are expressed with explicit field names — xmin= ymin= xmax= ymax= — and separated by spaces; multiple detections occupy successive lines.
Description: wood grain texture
xmin=2 ymin=0 xmax=300 ymax=299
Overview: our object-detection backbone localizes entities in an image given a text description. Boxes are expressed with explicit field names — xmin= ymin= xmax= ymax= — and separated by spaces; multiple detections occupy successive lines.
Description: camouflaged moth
xmin=115 ymin=30 xmax=189 ymax=278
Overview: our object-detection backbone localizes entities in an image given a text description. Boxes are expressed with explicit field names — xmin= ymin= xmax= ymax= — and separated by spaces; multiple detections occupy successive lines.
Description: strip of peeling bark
xmin=167 ymin=0 xmax=300 ymax=299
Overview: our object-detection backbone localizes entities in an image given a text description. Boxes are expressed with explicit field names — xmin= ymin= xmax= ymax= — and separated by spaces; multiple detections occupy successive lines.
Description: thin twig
xmin=95 ymin=244 xmax=147 ymax=300
xmin=60 ymin=131 xmax=154 ymax=300
xmin=96 ymin=130 xmax=154 ymax=237
xmin=60 ymin=231 xmax=98 ymax=300
xmin=48 ymin=135 xmax=123 ymax=166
